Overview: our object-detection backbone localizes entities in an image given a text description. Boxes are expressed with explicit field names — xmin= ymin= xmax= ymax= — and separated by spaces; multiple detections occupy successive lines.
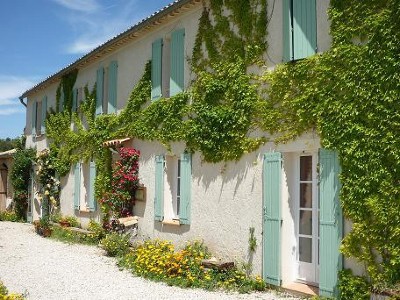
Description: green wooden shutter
xmin=72 ymin=88 xmax=77 ymax=112
xmin=262 ymin=152 xmax=282 ymax=286
xmin=31 ymin=100 xmax=37 ymax=135
xmin=154 ymin=155 xmax=164 ymax=221
xmin=293 ymin=0 xmax=316 ymax=60
xmin=108 ymin=61 xmax=118 ymax=114
xmin=179 ymin=153 xmax=191 ymax=224
xmin=96 ymin=67 xmax=104 ymax=115
xmin=319 ymin=149 xmax=343 ymax=298
xmin=151 ymin=38 xmax=163 ymax=101
xmin=283 ymin=0 xmax=293 ymax=61
xmin=170 ymin=28 xmax=185 ymax=97
xmin=41 ymin=96 xmax=47 ymax=134
xmin=88 ymin=161 xmax=96 ymax=211
xmin=74 ymin=163 xmax=81 ymax=210
xmin=59 ymin=88 xmax=64 ymax=112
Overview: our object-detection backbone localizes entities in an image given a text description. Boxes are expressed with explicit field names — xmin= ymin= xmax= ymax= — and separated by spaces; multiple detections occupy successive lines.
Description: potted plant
xmin=39 ymin=217 xmax=51 ymax=237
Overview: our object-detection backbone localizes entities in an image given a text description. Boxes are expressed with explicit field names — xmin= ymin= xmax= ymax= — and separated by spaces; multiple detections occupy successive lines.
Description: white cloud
xmin=53 ymin=0 xmax=141 ymax=54
xmin=0 ymin=107 xmax=25 ymax=115
xmin=0 ymin=75 xmax=36 ymax=115
xmin=52 ymin=0 xmax=100 ymax=13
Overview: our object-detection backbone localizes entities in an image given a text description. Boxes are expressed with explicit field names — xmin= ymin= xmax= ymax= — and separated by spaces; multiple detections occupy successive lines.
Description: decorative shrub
xmin=10 ymin=146 xmax=35 ymax=220
xmin=339 ymin=269 xmax=370 ymax=300
xmin=118 ymin=239 xmax=266 ymax=293
xmin=35 ymin=149 xmax=60 ymax=217
xmin=99 ymin=147 xmax=140 ymax=220
xmin=100 ymin=232 xmax=130 ymax=257
xmin=0 ymin=211 xmax=20 ymax=222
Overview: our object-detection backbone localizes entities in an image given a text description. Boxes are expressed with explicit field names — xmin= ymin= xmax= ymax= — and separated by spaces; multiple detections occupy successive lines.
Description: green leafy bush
xmin=100 ymin=233 xmax=130 ymax=257
xmin=0 ymin=211 xmax=20 ymax=222
xmin=339 ymin=269 xmax=370 ymax=300
xmin=118 ymin=239 xmax=267 ymax=293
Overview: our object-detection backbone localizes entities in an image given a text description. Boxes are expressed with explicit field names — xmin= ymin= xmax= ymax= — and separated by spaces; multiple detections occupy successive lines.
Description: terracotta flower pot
xmin=59 ymin=220 xmax=71 ymax=227
xmin=42 ymin=228 xmax=52 ymax=237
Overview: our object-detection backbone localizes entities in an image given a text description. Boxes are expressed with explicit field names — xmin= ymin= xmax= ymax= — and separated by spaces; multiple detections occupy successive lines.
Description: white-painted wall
xmin=23 ymin=0 xmax=363 ymax=283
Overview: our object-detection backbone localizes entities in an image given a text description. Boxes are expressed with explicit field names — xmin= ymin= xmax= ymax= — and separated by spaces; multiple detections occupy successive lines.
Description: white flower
xmin=44 ymin=190 xmax=50 ymax=196
xmin=47 ymin=184 xmax=51 ymax=188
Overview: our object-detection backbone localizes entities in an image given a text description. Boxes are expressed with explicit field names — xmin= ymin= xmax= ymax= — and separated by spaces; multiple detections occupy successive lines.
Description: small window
xmin=162 ymin=37 xmax=171 ymax=98
xmin=35 ymin=101 xmax=42 ymax=136
xmin=151 ymin=28 xmax=185 ymax=101
xmin=283 ymin=0 xmax=316 ymax=61
xmin=103 ymin=67 xmax=109 ymax=114
xmin=164 ymin=156 xmax=180 ymax=220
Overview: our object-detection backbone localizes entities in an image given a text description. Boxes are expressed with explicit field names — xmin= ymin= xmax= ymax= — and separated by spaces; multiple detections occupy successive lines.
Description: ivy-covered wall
xmin=38 ymin=0 xmax=399 ymax=293
xmin=266 ymin=0 xmax=400 ymax=292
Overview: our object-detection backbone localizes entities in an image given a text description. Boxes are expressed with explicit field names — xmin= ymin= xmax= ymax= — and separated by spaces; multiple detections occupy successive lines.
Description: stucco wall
xmin=22 ymin=0 xmax=364 ymax=284
xmin=128 ymin=134 xmax=321 ymax=278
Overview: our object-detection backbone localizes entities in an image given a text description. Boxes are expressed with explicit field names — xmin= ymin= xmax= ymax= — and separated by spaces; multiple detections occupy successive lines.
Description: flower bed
xmin=117 ymin=240 xmax=267 ymax=293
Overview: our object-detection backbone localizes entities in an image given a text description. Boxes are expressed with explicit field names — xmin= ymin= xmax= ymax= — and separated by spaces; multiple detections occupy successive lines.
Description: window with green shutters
xmin=154 ymin=155 xmax=164 ymax=221
xmin=283 ymin=0 xmax=317 ymax=61
xmin=74 ymin=163 xmax=81 ymax=210
xmin=88 ymin=161 xmax=96 ymax=211
xmin=108 ymin=61 xmax=118 ymax=114
xmin=178 ymin=153 xmax=191 ymax=224
xmin=72 ymin=88 xmax=78 ymax=112
xmin=170 ymin=28 xmax=185 ymax=97
xmin=152 ymin=38 xmax=163 ymax=101
xmin=41 ymin=96 xmax=47 ymax=134
xmin=96 ymin=67 xmax=104 ymax=115
xmin=31 ymin=100 xmax=37 ymax=136
xmin=151 ymin=28 xmax=185 ymax=100
xmin=154 ymin=154 xmax=191 ymax=224
xmin=96 ymin=61 xmax=118 ymax=115
xmin=59 ymin=87 xmax=64 ymax=113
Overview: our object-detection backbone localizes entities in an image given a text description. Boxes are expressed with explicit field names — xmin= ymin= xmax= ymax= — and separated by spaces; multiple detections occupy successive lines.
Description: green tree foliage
xmin=10 ymin=147 xmax=35 ymax=220
xmin=0 ymin=137 xmax=19 ymax=152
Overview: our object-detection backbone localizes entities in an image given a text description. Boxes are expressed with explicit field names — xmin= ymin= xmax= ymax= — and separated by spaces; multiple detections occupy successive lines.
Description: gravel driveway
xmin=0 ymin=222 xmax=299 ymax=300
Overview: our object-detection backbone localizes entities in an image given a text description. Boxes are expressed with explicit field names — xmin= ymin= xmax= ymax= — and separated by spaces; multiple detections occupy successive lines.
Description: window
xmin=283 ymin=0 xmax=316 ymax=61
xmin=73 ymin=161 xmax=96 ymax=212
xmin=154 ymin=153 xmax=191 ymax=224
xmin=151 ymin=28 xmax=185 ymax=101
xmin=31 ymin=96 xmax=47 ymax=136
xmin=72 ymin=87 xmax=84 ymax=113
xmin=96 ymin=61 xmax=118 ymax=115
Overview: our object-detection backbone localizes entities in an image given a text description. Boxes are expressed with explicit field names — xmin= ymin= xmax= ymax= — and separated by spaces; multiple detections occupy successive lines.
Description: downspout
xmin=19 ymin=96 xmax=27 ymax=107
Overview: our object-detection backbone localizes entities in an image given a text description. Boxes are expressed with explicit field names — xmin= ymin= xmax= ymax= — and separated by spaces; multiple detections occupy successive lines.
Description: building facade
xmin=21 ymin=0 xmax=360 ymax=297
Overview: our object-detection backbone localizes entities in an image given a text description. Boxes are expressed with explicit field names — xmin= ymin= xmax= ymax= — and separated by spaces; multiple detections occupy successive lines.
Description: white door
xmin=297 ymin=153 xmax=319 ymax=284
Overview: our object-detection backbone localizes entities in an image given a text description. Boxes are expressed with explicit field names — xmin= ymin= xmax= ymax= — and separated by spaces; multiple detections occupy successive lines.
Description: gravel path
xmin=0 ymin=222 xmax=300 ymax=300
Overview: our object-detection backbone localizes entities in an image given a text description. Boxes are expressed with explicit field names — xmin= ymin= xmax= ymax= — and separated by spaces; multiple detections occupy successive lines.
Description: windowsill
xmin=162 ymin=219 xmax=180 ymax=226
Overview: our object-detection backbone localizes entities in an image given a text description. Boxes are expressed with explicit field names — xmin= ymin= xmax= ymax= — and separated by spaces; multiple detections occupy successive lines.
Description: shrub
xmin=0 ymin=211 xmax=20 ymax=222
xmin=339 ymin=269 xmax=370 ymax=300
xmin=87 ymin=220 xmax=106 ymax=242
xmin=60 ymin=215 xmax=80 ymax=227
xmin=100 ymin=233 xmax=130 ymax=257
xmin=118 ymin=239 xmax=267 ymax=293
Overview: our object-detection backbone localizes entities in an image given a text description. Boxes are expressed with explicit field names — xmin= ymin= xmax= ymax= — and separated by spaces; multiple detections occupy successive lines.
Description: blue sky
xmin=0 ymin=0 xmax=173 ymax=139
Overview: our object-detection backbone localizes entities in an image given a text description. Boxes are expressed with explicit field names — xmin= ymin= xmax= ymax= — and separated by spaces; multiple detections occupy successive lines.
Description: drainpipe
xmin=19 ymin=96 xmax=27 ymax=107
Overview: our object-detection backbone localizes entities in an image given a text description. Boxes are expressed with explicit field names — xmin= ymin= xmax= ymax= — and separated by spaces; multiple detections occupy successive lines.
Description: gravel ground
xmin=0 ymin=222 xmax=300 ymax=300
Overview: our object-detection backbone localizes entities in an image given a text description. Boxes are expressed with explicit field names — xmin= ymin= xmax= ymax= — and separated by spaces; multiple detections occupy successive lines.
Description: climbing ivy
xmin=266 ymin=0 xmax=400 ymax=291
xmin=55 ymin=69 xmax=78 ymax=113
xmin=43 ymin=0 xmax=400 ymax=292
